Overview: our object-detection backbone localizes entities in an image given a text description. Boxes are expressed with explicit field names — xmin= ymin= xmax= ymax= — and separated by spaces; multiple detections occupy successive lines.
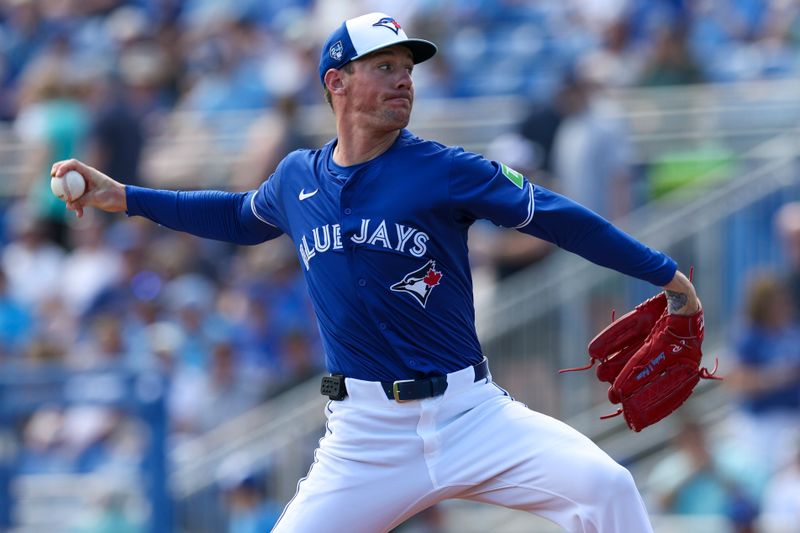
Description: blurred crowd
xmin=640 ymin=201 xmax=800 ymax=533
xmin=1 ymin=0 xmax=800 ymax=532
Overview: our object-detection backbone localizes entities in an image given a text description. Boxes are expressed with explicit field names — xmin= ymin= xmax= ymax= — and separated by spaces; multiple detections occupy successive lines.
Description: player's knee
xmin=596 ymin=459 xmax=639 ymax=502
xmin=556 ymin=455 xmax=633 ymax=508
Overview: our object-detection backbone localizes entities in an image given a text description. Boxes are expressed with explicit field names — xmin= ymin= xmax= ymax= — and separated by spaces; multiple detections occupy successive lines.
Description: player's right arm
xmin=50 ymin=159 xmax=283 ymax=245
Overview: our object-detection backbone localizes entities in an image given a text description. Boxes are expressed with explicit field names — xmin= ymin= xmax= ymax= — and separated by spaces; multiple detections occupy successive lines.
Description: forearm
xmin=126 ymin=186 xmax=281 ymax=245
xmin=522 ymin=186 xmax=677 ymax=286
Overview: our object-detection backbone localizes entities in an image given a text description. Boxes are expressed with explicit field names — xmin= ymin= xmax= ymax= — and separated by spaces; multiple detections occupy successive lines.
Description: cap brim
xmin=351 ymin=38 xmax=437 ymax=65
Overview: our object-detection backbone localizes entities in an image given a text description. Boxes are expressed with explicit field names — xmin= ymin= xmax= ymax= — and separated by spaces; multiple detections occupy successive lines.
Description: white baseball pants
xmin=273 ymin=363 xmax=653 ymax=533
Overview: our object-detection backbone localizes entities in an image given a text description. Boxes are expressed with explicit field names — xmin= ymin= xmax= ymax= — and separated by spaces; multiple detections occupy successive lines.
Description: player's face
xmin=343 ymin=46 xmax=415 ymax=131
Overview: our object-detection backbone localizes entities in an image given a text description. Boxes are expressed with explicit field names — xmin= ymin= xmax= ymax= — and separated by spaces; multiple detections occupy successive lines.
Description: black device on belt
xmin=320 ymin=374 xmax=347 ymax=401
xmin=321 ymin=358 xmax=489 ymax=402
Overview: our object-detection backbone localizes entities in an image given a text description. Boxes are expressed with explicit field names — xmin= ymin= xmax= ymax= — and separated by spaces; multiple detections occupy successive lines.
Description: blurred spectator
xmin=216 ymin=454 xmax=282 ymax=533
xmin=551 ymin=71 xmax=635 ymax=220
xmin=73 ymin=491 xmax=144 ymax=533
xmin=13 ymin=55 xmax=91 ymax=246
xmin=69 ymin=315 xmax=133 ymax=371
xmin=231 ymin=94 xmax=316 ymax=191
xmin=0 ymin=0 xmax=52 ymax=121
xmin=761 ymin=442 xmax=800 ymax=532
xmin=268 ymin=329 xmax=324 ymax=397
xmin=170 ymin=340 xmax=261 ymax=436
xmin=61 ymin=214 xmax=123 ymax=317
xmin=577 ymin=15 xmax=645 ymax=89
xmin=1 ymin=207 xmax=65 ymax=312
xmin=220 ymin=473 xmax=282 ymax=533
xmin=638 ymin=25 xmax=704 ymax=87
xmin=18 ymin=405 xmax=71 ymax=474
xmin=517 ymin=90 xmax=565 ymax=184
xmin=178 ymin=11 xmax=270 ymax=117
xmin=85 ymin=73 xmax=147 ymax=189
xmin=0 ymin=266 xmax=33 ymax=360
xmin=162 ymin=271 xmax=225 ymax=370
xmin=774 ymin=201 xmax=800 ymax=317
xmin=217 ymin=286 xmax=282 ymax=391
xmin=727 ymin=272 xmax=800 ymax=473
xmin=646 ymin=418 xmax=759 ymax=531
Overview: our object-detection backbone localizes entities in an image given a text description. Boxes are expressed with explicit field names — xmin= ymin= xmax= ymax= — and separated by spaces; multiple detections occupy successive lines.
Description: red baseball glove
xmin=562 ymin=293 xmax=721 ymax=432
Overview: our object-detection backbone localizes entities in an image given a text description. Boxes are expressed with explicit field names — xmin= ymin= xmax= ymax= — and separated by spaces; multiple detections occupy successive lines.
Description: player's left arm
xmin=661 ymin=270 xmax=700 ymax=315
xmin=520 ymin=185 xmax=699 ymax=313
xmin=446 ymin=150 xmax=698 ymax=313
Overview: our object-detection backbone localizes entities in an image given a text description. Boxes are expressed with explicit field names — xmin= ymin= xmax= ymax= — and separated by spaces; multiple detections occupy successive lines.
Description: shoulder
xmin=270 ymin=146 xmax=328 ymax=183
xmin=392 ymin=130 xmax=493 ymax=172
xmin=394 ymin=129 xmax=454 ymax=158
xmin=278 ymin=147 xmax=323 ymax=170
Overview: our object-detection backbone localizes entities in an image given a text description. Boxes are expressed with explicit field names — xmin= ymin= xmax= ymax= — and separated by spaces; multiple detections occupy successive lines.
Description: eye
xmin=378 ymin=63 xmax=391 ymax=71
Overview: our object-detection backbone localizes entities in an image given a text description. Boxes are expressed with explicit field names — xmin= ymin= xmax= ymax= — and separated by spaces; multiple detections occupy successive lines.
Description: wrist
xmin=662 ymin=271 xmax=701 ymax=315
xmin=120 ymin=183 xmax=128 ymax=212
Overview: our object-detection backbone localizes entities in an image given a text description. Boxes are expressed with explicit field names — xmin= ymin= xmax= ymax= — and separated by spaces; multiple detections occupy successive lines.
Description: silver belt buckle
xmin=392 ymin=379 xmax=415 ymax=402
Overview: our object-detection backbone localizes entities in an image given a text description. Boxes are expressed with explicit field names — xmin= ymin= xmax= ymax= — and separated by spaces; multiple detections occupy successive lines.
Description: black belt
xmin=321 ymin=358 xmax=489 ymax=402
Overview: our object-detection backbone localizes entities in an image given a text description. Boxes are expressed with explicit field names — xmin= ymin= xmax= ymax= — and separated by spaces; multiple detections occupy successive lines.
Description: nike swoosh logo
xmin=299 ymin=188 xmax=318 ymax=201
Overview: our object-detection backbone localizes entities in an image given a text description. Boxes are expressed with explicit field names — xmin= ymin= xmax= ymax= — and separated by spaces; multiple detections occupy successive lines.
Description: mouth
xmin=385 ymin=95 xmax=412 ymax=105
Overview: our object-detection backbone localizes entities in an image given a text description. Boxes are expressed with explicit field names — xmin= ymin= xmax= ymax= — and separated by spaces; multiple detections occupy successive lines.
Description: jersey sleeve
xmin=125 ymin=187 xmax=283 ymax=245
xmin=448 ymin=148 xmax=534 ymax=228
xmin=250 ymin=159 xmax=291 ymax=233
xmin=520 ymin=185 xmax=677 ymax=286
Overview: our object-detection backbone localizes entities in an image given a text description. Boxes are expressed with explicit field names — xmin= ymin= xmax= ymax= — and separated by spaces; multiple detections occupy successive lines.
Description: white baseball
xmin=51 ymin=170 xmax=86 ymax=202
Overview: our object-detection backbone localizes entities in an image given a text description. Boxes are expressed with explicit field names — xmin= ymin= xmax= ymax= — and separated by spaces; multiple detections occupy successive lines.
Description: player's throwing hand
xmin=50 ymin=159 xmax=128 ymax=218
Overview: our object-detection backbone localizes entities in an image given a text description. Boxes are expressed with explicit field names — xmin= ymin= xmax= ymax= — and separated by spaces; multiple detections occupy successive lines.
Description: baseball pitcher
xmin=51 ymin=12 xmax=715 ymax=533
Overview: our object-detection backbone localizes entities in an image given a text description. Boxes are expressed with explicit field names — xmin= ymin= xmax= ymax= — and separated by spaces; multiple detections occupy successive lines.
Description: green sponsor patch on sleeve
xmin=500 ymin=163 xmax=525 ymax=189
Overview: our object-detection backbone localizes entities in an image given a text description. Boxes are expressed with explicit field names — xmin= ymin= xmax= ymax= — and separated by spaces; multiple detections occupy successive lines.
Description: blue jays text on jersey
xmin=125 ymin=129 xmax=677 ymax=382
xmin=297 ymin=218 xmax=431 ymax=270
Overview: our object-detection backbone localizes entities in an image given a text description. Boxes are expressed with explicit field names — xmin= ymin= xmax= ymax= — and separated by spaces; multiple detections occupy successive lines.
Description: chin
xmin=385 ymin=110 xmax=411 ymax=129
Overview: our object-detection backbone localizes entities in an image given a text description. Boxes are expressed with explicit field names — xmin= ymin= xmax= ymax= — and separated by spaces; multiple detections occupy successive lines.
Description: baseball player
xmin=52 ymin=12 xmax=703 ymax=533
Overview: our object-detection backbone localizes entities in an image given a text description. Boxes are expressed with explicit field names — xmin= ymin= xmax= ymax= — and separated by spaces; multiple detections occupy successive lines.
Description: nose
xmin=396 ymin=69 xmax=412 ymax=90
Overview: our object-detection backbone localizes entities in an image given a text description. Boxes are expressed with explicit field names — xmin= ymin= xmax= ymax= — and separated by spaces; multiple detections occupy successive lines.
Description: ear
xmin=324 ymin=69 xmax=346 ymax=95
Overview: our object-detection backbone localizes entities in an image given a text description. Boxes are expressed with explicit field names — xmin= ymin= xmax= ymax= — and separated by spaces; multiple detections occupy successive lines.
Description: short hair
xmin=323 ymin=63 xmax=354 ymax=110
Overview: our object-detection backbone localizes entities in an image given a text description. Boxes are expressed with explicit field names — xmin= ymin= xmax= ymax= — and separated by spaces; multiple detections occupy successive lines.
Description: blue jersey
xmin=126 ymin=129 xmax=676 ymax=381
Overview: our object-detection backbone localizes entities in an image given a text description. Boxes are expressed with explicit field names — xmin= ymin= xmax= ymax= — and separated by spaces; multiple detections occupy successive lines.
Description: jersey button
xmin=408 ymin=359 xmax=417 ymax=367
xmin=358 ymin=278 xmax=366 ymax=287
xmin=379 ymin=322 xmax=387 ymax=330
xmin=344 ymin=208 xmax=352 ymax=215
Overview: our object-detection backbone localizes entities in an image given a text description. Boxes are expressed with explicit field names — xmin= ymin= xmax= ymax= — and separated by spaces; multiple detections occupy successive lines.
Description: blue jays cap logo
xmin=373 ymin=16 xmax=402 ymax=35
xmin=390 ymin=260 xmax=442 ymax=308
xmin=329 ymin=40 xmax=344 ymax=61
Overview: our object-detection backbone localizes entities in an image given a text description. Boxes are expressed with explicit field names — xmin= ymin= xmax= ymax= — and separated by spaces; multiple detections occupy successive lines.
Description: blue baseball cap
xmin=319 ymin=12 xmax=437 ymax=86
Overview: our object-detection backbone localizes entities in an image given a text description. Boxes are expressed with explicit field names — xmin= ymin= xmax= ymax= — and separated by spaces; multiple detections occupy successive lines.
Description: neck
xmin=332 ymin=125 xmax=401 ymax=167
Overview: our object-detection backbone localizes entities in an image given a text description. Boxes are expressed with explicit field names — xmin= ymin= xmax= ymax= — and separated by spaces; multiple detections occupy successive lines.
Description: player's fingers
xmin=66 ymin=198 xmax=85 ymax=218
xmin=51 ymin=159 xmax=75 ymax=177
xmin=50 ymin=158 xmax=91 ymax=179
